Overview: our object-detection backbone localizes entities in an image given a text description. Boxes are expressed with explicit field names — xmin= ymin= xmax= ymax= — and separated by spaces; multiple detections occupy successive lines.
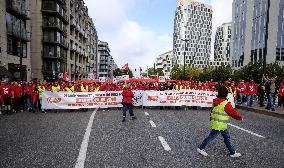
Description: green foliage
xmin=169 ymin=61 xmax=284 ymax=83
xmin=170 ymin=66 xmax=183 ymax=80
xmin=142 ymin=68 xmax=164 ymax=78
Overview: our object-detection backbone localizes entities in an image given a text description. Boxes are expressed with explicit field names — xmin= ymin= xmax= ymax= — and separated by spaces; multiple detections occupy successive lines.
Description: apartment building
xmin=29 ymin=0 xmax=98 ymax=81
xmin=97 ymin=40 xmax=113 ymax=78
xmin=156 ymin=50 xmax=174 ymax=79
xmin=0 ymin=0 xmax=31 ymax=80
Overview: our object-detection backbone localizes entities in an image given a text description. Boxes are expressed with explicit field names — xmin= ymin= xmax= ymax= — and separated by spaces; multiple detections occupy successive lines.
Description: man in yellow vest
xmin=52 ymin=82 xmax=61 ymax=92
xmin=37 ymin=83 xmax=46 ymax=113
xmin=197 ymin=85 xmax=243 ymax=158
xmin=80 ymin=82 xmax=89 ymax=92
xmin=65 ymin=82 xmax=75 ymax=92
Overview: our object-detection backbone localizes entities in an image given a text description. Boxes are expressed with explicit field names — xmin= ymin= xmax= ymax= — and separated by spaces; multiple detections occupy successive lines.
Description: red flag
xmin=121 ymin=63 xmax=129 ymax=71
xmin=64 ymin=71 xmax=69 ymax=81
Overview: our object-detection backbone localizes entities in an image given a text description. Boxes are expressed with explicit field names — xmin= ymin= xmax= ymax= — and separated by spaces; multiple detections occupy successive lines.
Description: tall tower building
xmin=213 ymin=23 xmax=231 ymax=67
xmin=173 ymin=0 xmax=212 ymax=69
xmin=231 ymin=0 xmax=284 ymax=68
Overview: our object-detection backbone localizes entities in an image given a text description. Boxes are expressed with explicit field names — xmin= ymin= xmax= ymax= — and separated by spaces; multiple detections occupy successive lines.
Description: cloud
xmin=84 ymin=0 xmax=232 ymax=72
xmin=84 ymin=0 xmax=172 ymax=72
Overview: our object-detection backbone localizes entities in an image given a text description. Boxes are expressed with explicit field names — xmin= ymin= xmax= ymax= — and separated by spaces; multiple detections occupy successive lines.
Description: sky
xmin=84 ymin=0 xmax=233 ymax=73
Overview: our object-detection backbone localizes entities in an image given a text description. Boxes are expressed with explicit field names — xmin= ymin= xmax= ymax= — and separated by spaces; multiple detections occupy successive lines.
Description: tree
xmin=170 ymin=66 xmax=183 ymax=80
xmin=113 ymin=68 xmax=134 ymax=78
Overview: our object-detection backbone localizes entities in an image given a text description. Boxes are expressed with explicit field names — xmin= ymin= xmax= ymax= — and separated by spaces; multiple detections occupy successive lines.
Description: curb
xmin=236 ymin=105 xmax=284 ymax=119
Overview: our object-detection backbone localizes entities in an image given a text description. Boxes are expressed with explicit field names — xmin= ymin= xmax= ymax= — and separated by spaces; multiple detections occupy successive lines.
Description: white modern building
xmin=156 ymin=50 xmax=174 ymax=79
xmin=173 ymin=0 xmax=212 ymax=69
xmin=231 ymin=0 xmax=284 ymax=68
xmin=213 ymin=22 xmax=231 ymax=67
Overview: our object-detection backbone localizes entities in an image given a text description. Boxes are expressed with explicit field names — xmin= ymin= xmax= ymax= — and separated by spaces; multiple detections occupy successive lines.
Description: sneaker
xmin=122 ymin=117 xmax=126 ymax=122
xmin=131 ymin=116 xmax=137 ymax=120
xmin=197 ymin=148 xmax=208 ymax=156
xmin=230 ymin=153 xmax=241 ymax=158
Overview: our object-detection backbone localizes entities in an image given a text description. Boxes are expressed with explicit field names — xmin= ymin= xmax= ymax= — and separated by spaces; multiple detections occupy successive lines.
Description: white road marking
xmin=75 ymin=109 xmax=98 ymax=168
xmin=149 ymin=120 xmax=157 ymax=128
xmin=145 ymin=112 xmax=149 ymax=116
xmin=228 ymin=123 xmax=265 ymax=138
xmin=158 ymin=136 xmax=171 ymax=151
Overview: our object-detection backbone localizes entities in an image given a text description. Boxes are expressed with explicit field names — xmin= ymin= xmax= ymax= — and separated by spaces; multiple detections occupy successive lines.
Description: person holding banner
xmin=121 ymin=84 xmax=136 ymax=122
xmin=197 ymin=85 xmax=243 ymax=158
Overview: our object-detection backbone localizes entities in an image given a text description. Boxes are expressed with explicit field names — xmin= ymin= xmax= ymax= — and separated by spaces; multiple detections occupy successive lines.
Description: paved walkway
xmin=236 ymin=102 xmax=284 ymax=119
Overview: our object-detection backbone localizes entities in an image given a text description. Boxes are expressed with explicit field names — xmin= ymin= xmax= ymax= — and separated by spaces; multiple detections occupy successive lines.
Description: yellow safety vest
xmin=37 ymin=86 xmax=45 ymax=97
xmin=174 ymin=85 xmax=183 ymax=91
xmin=66 ymin=86 xmax=74 ymax=92
xmin=81 ymin=85 xmax=89 ymax=92
xmin=94 ymin=86 xmax=100 ymax=92
xmin=52 ymin=85 xmax=61 ymax=92
xmin=229 ymin=87 xmax=237 ymax=97
xmin=210 ymin=100 xmax=230 ymax=131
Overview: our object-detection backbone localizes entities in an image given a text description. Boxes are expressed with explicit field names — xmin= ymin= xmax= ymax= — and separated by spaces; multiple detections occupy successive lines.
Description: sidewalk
xmin=236 ymin=103 xmax=284 ymax=119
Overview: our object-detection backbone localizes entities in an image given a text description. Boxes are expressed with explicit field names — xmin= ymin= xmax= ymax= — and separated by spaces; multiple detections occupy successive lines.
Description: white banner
xmin=42 ymin=90 xmax=234 ymax=109
xmin=42 ymin=91 xmax=143 ymax=109
xmin=142 ymin=90 xmax=235 ymax=108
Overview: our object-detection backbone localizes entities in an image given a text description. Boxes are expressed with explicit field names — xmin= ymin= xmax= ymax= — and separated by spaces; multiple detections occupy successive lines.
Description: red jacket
xmin=122 ymin=88 xmax=134 ymax=104
xmin=212 ymin=98 xmax=243 ymax=120
xmin=237 ymin=83 xmax=246 ymax=93
xmin=278 ymin=83 xmax=284 ymax=96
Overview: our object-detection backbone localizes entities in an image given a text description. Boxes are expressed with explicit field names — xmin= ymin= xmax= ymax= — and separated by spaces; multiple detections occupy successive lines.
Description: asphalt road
xmin=0 ymin=108 xmax=283 ymax=168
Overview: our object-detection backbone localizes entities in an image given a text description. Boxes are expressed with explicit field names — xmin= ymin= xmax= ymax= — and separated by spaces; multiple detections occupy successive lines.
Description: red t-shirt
xmin=14 ymin=86 xmax=23 ymax=98
xmin=0 ymin=85 xmax=13 ymax=97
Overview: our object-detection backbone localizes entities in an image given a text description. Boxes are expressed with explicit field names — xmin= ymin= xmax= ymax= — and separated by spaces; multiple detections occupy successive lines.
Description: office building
xmin=173 ymin=0 xmax=212 ymax=69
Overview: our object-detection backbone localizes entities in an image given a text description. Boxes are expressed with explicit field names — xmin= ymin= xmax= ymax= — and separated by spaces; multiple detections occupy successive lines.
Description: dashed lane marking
xmin=158 ymin=136 xmax=171 ymax=151
xmin=149 ymin=120 xmax=157 ymax=128
xmin=145 ymin=112 xmax=149 ymax=116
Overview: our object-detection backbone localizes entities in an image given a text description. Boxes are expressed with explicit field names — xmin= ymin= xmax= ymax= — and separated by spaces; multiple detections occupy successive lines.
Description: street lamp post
xmin=181 ymin=39 xmax=189 ymax=80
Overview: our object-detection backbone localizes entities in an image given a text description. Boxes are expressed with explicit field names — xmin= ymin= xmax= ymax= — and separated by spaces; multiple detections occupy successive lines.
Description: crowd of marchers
xmin=0 ymin=75 xmax=283 ymax=115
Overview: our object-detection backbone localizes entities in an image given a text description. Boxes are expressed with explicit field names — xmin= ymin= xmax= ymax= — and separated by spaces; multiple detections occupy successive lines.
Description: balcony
xmin=42 ymin=5 xmax=68 ymax=23
xmin=70 ymin=18 xmax=76 ymax=28
xmin=6 ymin=0 xmax=30 ymax=20
xmin=42 ymin=22 xmax=67 ymax=36
xmin=71 ymin=44 xmax=77 ymax=51
xmin=42 ymin=38 xmax=68 ymax=49
xmin=7 ymin=26 xmax=31 ymax=41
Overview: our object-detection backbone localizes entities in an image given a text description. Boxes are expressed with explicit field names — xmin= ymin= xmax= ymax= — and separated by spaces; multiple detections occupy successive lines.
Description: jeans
xmin=26 ymin=97 xmax=33 ymax=110
xmin=238 ymin=93 xmax=243 ymax=104
xmin=266 ymin=92 xmax=275 ymax=110
xmin=122 ymin=103 xmax=134 ymax=117
xmin=199 ymin=129 xmax=236 ymax=155
xmin=247 ymin=94 xmax=254 ymax=107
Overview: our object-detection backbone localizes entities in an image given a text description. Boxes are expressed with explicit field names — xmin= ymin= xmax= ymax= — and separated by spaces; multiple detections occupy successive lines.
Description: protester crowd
xmin=0 ymin=75 xmax=283 ymax=115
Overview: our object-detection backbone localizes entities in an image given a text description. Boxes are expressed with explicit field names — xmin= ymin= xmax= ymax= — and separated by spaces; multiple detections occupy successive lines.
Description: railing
xmin=6 ymin=0 xmax=30 ymax=19
xmin=7 ymin=25 xmax=31 ymax=41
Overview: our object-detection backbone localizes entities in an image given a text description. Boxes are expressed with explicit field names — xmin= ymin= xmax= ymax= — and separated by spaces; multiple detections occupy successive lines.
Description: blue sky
xmin=84 ymin=0 xmax=233 ymax=74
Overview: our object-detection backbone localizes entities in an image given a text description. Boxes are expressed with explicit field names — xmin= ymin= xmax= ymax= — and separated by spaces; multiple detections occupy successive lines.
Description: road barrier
xmin=42 ymin=91 xmax=234 ymax=109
